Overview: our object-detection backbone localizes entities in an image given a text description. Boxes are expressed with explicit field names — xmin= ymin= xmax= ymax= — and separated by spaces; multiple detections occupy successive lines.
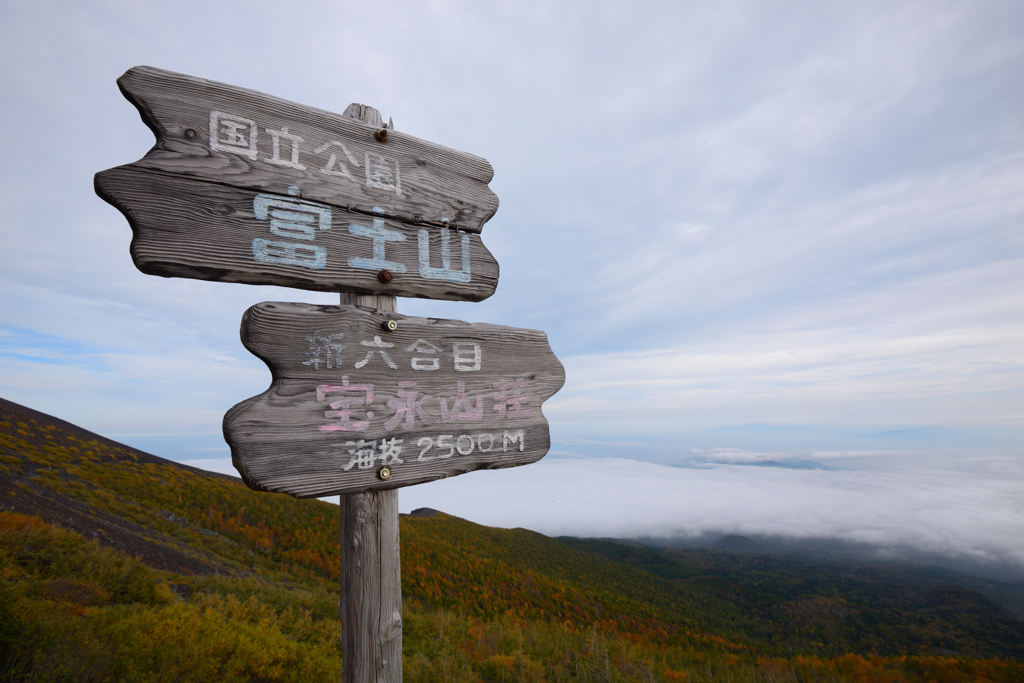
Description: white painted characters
xmin=415 ymin=431 xmax=525 ymax=462
xmin=302 ymin=331 xmax=345 ymax=370
xmin=339 ymin=437 xmax=405 ymax=471
xmin=406 ymin=339 xmax=443 ymax=371
xmin=365 ymin=153 xmax=401 ymax=195
xmin=209 ymin=111 xmax=257 ymax=159
xmin=354 ymin=336 xmax=399 ymax=370
xmin=209 ymin=109 xmax=403 ymax=195
xmin=335 ymin=431 xmax=521 ymax=473
xmin=313 ymin=141 xmax=359 ymax=181
xmin=453 ymin=342 xmax=481 ymax=371
xmin=303 ymin=336 xmax=482 ymax=373
xmin=264 ymin=127 xmax=306 ymax=170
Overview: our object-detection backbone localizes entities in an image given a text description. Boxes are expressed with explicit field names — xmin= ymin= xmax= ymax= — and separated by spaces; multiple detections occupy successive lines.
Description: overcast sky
xmin=1 ymin=1 xmax=1021 ymax=569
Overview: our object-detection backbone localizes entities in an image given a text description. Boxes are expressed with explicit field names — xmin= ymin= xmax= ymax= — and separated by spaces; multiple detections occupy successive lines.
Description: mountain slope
xmin=2 ymin=396 xmax=1023 ymax=682
xmin=557 ymin=537 xmax=1024 ymax=658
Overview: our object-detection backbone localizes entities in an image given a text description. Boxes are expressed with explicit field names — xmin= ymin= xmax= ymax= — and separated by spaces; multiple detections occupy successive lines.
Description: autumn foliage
xmin=2 ymin=405 xmax=1023 ymax=681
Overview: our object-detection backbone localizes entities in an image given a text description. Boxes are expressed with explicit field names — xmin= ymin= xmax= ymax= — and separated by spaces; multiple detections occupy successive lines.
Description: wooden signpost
xmin=95 ymin=66 xmax=499 ymax=301
xmin=96 ymin=66 xmax=564 ymax=683
xmin=227 ymin=302 xmax=564 ymax=499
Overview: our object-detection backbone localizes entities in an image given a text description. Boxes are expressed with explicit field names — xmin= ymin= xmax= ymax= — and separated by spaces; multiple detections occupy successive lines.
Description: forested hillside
xmin=1 ymin=396 xmax=1022 ymax=682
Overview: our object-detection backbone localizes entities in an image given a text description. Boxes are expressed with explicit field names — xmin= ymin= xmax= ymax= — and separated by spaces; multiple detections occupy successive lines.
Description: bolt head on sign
xmin=225 ymin=303 xmax=566 ymax=498
xmin=94 ymin=66 xmax=499 ymax=301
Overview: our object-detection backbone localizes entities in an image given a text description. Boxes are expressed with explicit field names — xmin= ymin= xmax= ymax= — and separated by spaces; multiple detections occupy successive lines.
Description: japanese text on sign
xmin=335 ymin=430 xmax=525 ymax=472
xmin=302 ymin=334 xmax=481 ymax=373
xmin=209 ymin=109 xmax=473 ymax=282
xmin=316 ymin=377 xmax=535 ymax=434
xmin=210 ymin=110 xmax=401 ymax=195
xmin=250 ymin=190 xmax=470 ymax=283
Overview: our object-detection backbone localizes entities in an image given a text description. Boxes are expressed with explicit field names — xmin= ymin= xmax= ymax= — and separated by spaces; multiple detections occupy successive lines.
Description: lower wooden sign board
xmin=225 ymin=303 xmax=565 ymax=498
xmin=96 ymin=167 xmax=499 ymax=301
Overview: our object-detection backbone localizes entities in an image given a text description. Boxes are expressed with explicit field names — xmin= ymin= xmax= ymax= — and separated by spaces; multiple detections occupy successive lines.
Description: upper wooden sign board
xmin=225 ymin=303 xmax=565 ymax=498
xmin=95 ymin=66 xmax=500 ymax=301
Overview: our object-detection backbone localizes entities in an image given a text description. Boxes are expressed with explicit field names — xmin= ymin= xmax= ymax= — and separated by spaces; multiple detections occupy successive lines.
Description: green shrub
xmin=0 ymin=512 xmax=160 ymax=604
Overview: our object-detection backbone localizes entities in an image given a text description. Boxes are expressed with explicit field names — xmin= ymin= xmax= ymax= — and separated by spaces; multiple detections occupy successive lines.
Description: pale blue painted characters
xmin=418 ymin=226 xmax=471 ymax=283
xmin=347 ymin=208 xmax=408 ymax=273
xmin=252 ymin=187 xmax=332 ymax=269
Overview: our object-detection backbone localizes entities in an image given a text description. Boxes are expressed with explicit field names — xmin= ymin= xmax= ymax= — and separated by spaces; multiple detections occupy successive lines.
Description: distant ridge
xmin=401 ymin=507 xmax=449 ymax=519
xmin=0 ymin=396 xmax=229 ymax=478
xmin=712 ymin=534 xmax=762 ymax=552
xmin=0 ymin=396 xmax=233 ymax=575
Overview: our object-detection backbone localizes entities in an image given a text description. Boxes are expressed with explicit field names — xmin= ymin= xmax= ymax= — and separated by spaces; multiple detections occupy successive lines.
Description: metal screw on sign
xmin=381 ymin=319 xmax=397 ymax=333
xmin=374 ymin=128 xmax=388 ymax=143
xmin=377 ymin=467 xmax=391 ymax=481
xmin=378 ymin=269 xmax=393 ymax=284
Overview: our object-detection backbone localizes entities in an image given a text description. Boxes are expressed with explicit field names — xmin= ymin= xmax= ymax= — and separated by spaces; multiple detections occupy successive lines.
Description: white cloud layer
xmin=183 ymin=454 xmax=1024 ymax=577
xmin=400 ymin=457 xmax=1024 ymax=572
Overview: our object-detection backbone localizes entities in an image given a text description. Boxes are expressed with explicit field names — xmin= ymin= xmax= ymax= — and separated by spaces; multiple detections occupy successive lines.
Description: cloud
xmin=548 ymin=266 xmax=1024 ymax=430
xmin=396 ymin=456 xmax=1024 ymax=571
xmin=183 ymin=451 xmax=1024 ymax=577
xmin=684 ymin=448 xmax=814 ymax=466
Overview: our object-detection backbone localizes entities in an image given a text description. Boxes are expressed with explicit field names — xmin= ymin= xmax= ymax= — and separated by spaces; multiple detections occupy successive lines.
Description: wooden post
xmin=338 ymin=104 xmax=402 ymax=683
xmin=339 ymin=487 xmax=402 ymax=683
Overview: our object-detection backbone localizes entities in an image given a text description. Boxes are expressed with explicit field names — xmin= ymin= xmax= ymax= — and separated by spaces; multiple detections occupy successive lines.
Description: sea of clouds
xmin=183 ymin=448 xmax=1024 ymax=581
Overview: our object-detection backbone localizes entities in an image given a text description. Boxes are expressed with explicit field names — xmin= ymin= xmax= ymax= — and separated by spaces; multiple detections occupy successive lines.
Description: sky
xmin=1 ymin=1 xmax=1022 ymax=575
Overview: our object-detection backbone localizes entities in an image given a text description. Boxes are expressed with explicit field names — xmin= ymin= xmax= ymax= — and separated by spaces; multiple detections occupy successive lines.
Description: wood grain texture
xmin=334 ymin=103 xmax=402 ymax=683
xmin=224 ymin=303 xmax=565 ymax=498
xmin=339 ymin=490 xmax=402 ymax=683
xmin=111 ymin=65 xmax=497 ymax=233
xmin=95 ymin=166 xmax=498 ymax=301
xmin=339 ymin=292 xmax=396 ymax=310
